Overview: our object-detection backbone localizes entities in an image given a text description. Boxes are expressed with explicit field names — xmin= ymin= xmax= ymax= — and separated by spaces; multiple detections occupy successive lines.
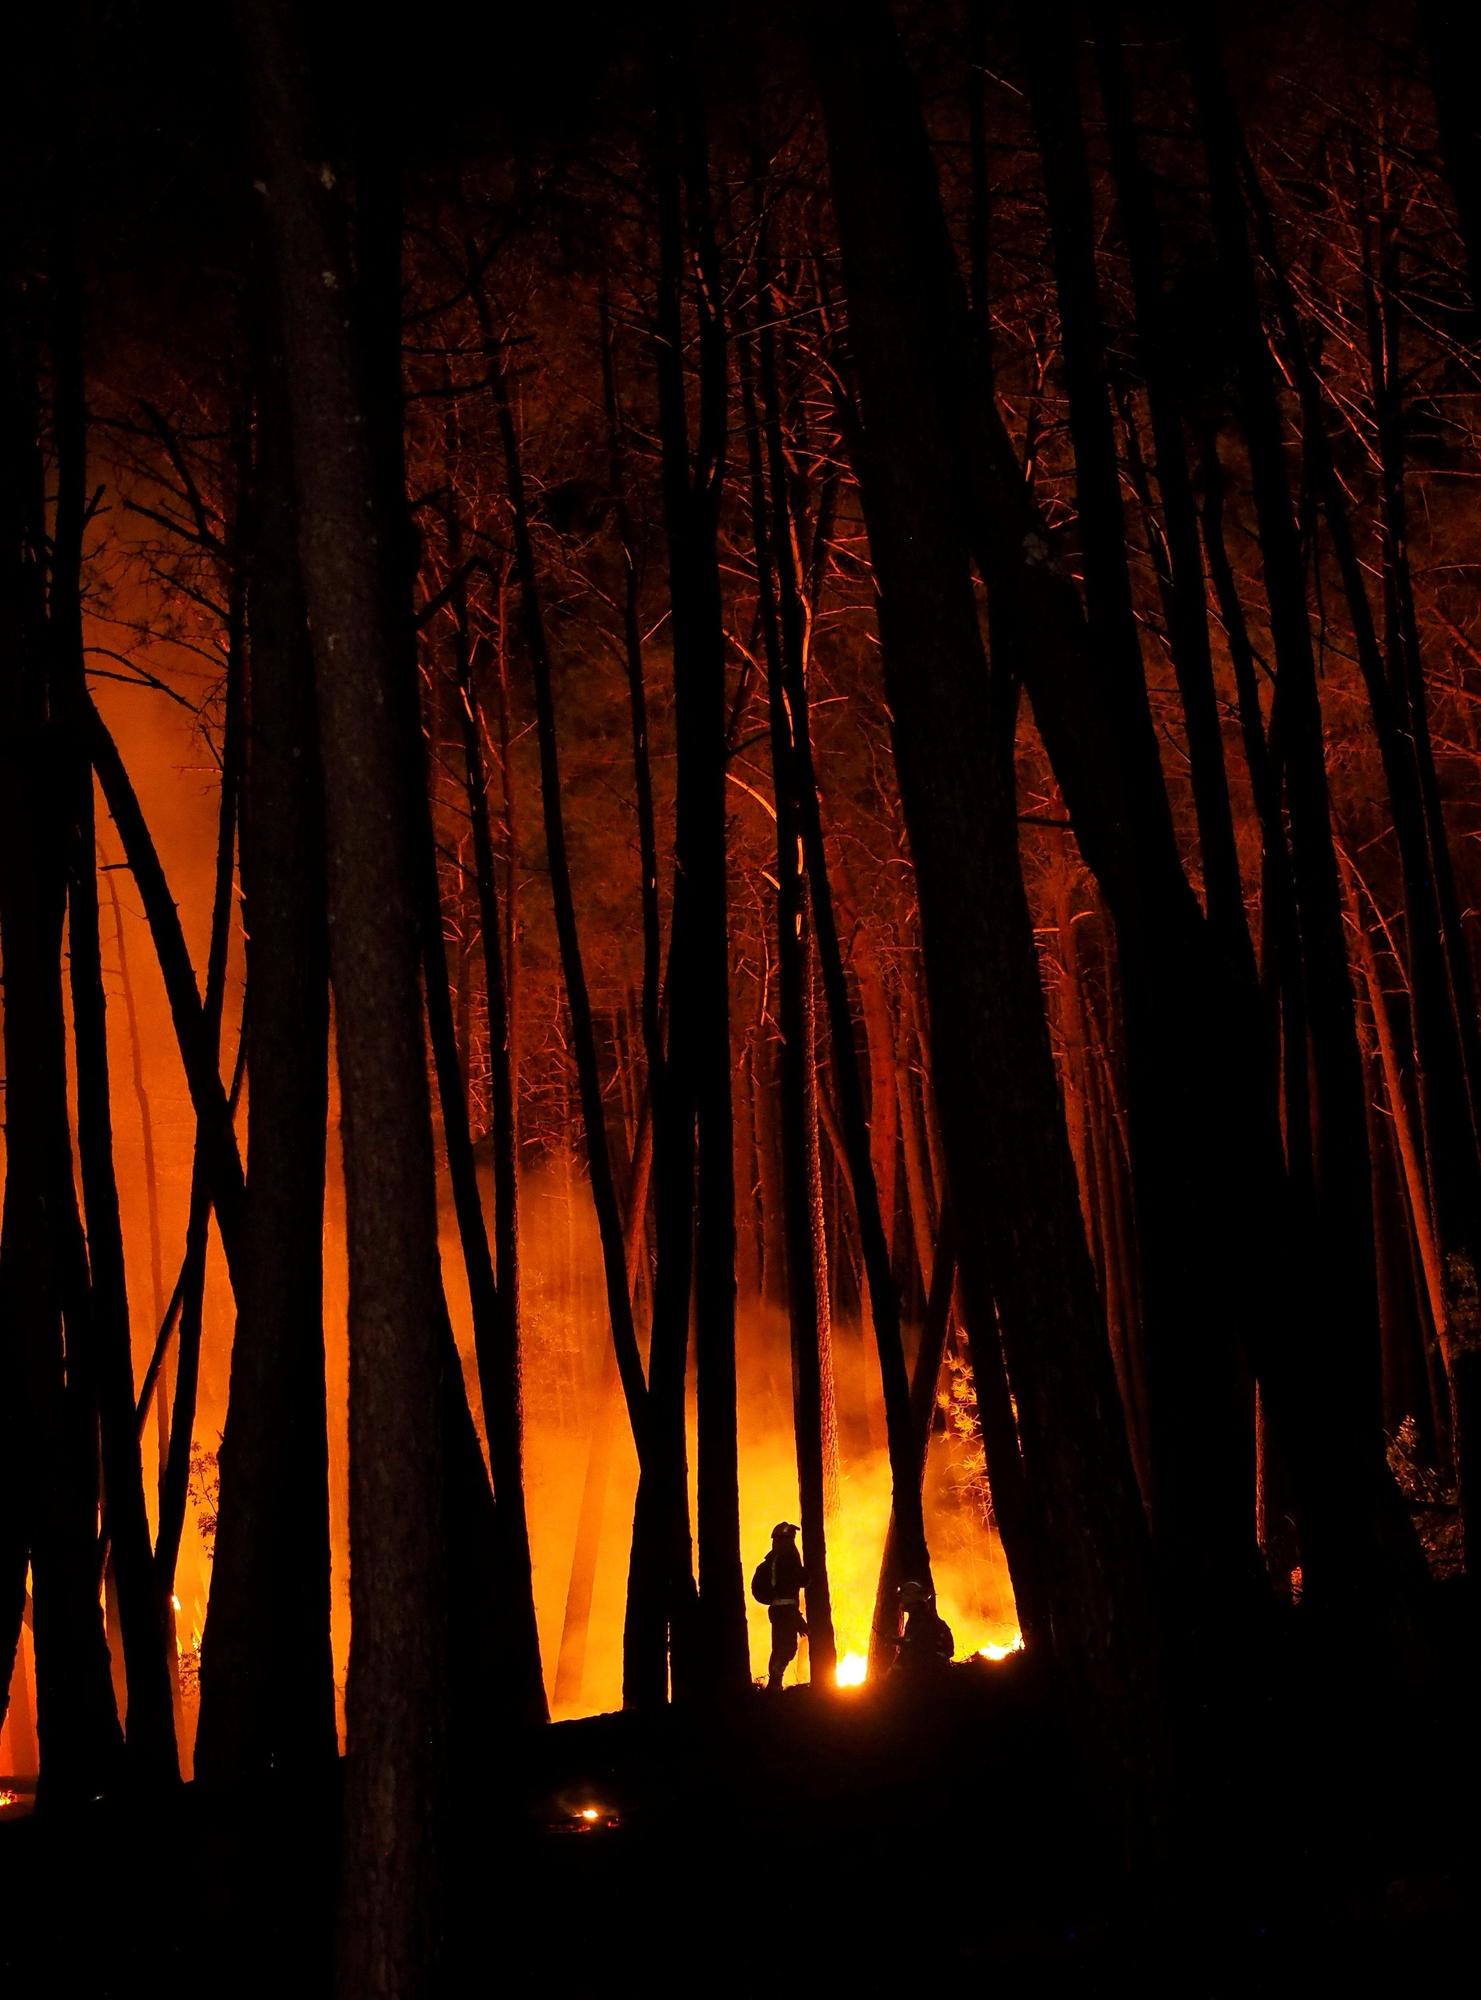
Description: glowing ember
xmin=977 ymin=1632 xmax=1024 ymax=1663
xmin=0 ymin=1791 xmax=18 ymax=1810
xmin=835 ymin=1652 xmax=868 ymax=1687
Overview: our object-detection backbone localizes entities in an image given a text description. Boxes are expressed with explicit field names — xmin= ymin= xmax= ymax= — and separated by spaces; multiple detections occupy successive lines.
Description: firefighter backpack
xmin=750 ymin=1558 xmax=775 ymax=1606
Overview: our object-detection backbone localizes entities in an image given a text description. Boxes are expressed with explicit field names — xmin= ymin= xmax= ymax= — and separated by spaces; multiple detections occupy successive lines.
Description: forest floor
xmin=2 ymin=1590 xmax=1478 ymax=1996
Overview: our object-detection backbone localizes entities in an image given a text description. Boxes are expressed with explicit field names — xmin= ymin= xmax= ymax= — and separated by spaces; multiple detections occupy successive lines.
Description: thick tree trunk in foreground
xmin=196 ymin=305 xmax=337 ymax=1788
xmin=2 ymin=255 xmax=119 ymax=1798
xmin=238 ymin=4 xmax=450 ymax=1989
xmin=811 ymin=0 xmax=1166 ymax=1828
xmin=0 ymin=311 xmax=122 ymax=1804
xmin=48 ymin=247 xmax=178 ymax=1784
xmin=352 ymin=182 xmax=547 ymax=1736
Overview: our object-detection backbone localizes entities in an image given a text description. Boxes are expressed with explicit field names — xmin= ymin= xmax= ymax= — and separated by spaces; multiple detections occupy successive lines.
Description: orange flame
xmin=977 ymin=1632 xmax=1024 ymax=1662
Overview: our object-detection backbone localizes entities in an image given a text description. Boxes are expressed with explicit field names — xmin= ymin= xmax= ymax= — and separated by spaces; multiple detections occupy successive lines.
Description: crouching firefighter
xmin=892 ymin=1579 xmax=954 ymax=1678
xmin=752 ymin=1522 xmax=808 ymax=1690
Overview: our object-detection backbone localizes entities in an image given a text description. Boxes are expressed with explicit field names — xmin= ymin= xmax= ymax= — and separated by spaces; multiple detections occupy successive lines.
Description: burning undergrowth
xmin=445 ymin=1153 xmax=1019 ymax=1719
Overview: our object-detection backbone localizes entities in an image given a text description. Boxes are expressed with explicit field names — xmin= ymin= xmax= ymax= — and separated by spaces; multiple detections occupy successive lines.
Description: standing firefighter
xmin=892 ymin=1580 xmax=954 ymax=1679
xmin=752 ymin=1523 xmax=808 ymax=1690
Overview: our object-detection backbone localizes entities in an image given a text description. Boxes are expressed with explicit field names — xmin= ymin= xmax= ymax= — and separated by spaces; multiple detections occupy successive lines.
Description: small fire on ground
xmin=978 ymin=1633 xmax=1025 ymax=1663
xmin=832 ymin=1630 xmax=1023 ymax=1687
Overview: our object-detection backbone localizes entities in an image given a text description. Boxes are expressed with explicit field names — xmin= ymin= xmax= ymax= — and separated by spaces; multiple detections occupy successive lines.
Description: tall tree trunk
xmin=1091 ymin=4 xmax=1251 ymax=969
xmin=49 ymin=227 xmax=178 ymax=1783
xmin=1234 ymin=101 xmax=1476 ymax=1585
xmin=744 ymin=333 xmax=838 ymax=1679
xmin=754 ymin=202 xmax=930 ymax=1597
xmin=1025 ymin=6 xmax=1257 ymax=1620
xmin=652 ymin=39 xmax=748 ymax=1695
xmin=238 ymin=5 xmax=451 ymax=1987
xmin=1187 ymin=14 xmax=1401 ymax=1609
xmin=434 ymin=445 xmax=545 ymax=1728
xmin=1355 ymin=163 xmax=1481 ymax=1568
xmin=810 ymin=0 xmax=1167 ymax=1831
xmin=486 ymin=331 xmax=650 ymax=1469
xmin=0 ymin=294 xmax=123 ymax=1806
xmin=481 ymin=327 xmax=684 ymax=1713
xmin=195 ymin=290 xmax=338 ymax=1788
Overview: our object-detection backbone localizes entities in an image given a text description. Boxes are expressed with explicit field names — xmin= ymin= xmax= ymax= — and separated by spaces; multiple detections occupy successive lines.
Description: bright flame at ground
xmin=578 ymin=1807 xmax=601 ymax=1822
xmin=0 ymin=1791 xmax=18 ymax=1810
xmin=835 ymin=1651 xmax=868 ymax=1687
xmin=978 ymin=1632 xmax=1024 ymax=1662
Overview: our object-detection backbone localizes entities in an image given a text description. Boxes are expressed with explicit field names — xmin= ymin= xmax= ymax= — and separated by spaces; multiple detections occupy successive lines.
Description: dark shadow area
xmin=5 ymin=1591 xmax=1478 ymax=1997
